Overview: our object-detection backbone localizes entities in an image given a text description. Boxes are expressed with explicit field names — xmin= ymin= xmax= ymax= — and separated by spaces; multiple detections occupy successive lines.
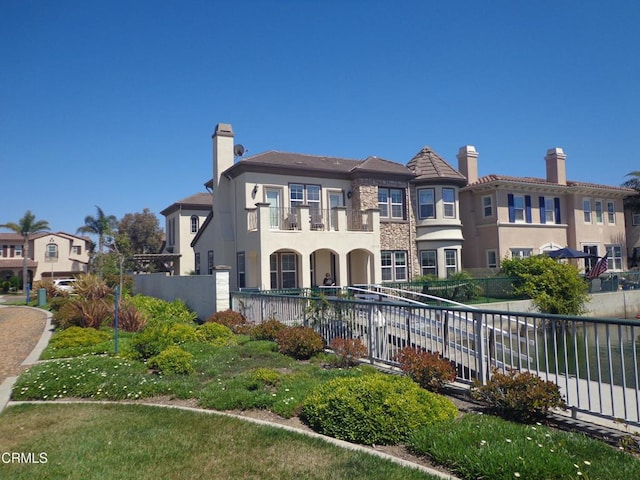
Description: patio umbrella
xmin=545 ymin=247 xmax=595 ymax=259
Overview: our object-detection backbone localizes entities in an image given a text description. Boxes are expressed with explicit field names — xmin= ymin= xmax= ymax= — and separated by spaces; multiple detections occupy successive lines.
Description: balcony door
xmin=328 ymin=191 xmax=343 ymax=231
xmin=265 ymin=188 xmax=282 ymax=229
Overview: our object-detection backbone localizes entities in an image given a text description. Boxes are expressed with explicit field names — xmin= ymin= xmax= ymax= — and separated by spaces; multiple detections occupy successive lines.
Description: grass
xmin=0 ymin=403 xmax=440 ymax=480
xmin=408 ymin=413 xmax=640 ymax=479
xmin=7 ymin=325 xmax=640 ymax=479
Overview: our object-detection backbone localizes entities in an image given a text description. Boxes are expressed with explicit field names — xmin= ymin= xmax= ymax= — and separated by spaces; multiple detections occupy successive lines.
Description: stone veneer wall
xmin=350 ymin=177 xmax=419 ymax=280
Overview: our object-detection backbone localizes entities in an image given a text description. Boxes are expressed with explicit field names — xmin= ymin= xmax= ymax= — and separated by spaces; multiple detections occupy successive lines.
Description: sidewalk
xmin=0 ymin=300 xmax=53 ymax=413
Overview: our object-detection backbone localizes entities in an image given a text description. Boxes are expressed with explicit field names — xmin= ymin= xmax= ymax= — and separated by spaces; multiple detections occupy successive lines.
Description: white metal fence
xmin=231 ymin=288 xmax=640 ymax=427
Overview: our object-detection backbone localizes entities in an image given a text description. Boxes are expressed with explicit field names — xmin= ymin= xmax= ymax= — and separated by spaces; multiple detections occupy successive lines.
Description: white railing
xmin=231 ymin=288 xmax=640 ymax=427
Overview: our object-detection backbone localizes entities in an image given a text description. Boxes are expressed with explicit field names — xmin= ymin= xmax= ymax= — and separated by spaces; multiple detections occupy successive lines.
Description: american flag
xmin=587 ymin=253 xmax=609 ymax=280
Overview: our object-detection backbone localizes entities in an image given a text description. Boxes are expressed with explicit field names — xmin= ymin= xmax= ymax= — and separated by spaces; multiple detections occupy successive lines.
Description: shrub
xmin=73 ymin=273 xmax=113 ymax=301
xmin=148 ymin=346 xmax=194 ymax=375
xmin=249 ymin=367 xmax=281 ymax=387
xmin=206 ymin=309 xmax=251 ymax=334
xmin=33 ymin=279 xmax=63 ymax=300
xmin=470 ymin=369 xmax=567 ymax=423
xmin=114 ymin=298 xmax=148 ymax=332
xmin=49 ymin=326 xmax=110 ymax=349
xmin=328 ymin=337 xmax=367 ymax=367
xmin=275 ymin=326 xmax=324 ymax=360
xmin=196 ymin=322 xmax=237 ymax=346
xmin=52 ymin=297 xmax=112 ymax=329
xmin=1 ymin=281 xmax=10 ymax=293
xmin=130 ymin=321 xmax=199 ymax=360
xmin=129 ymin=295 xmax=197 ymax=324
xmin=301 ymin=374 xmax=458 ymax=445
xmin=250 ymin=318 xmax=287 ymax=341
xmin=396 ymin=347 xmax=456 ymax=392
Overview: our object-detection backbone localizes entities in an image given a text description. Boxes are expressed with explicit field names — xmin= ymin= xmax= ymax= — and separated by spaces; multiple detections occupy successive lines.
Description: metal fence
xmin=231 ymin=289 xmax=640 ymax=427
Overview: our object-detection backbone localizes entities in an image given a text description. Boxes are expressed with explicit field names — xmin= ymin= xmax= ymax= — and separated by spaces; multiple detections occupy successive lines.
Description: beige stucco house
xmin=458 ymin=146 xmax=635 ymax=273
xmin=191 ymin=123 xmax=466 ymax=290
xmin=0 ymin=231 xmax=91 ymax=285
xmin=160 ymin=192 xmax=212 ymax=276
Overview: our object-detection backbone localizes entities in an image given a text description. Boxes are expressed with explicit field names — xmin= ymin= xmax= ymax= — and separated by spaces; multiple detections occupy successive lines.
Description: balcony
xmin=247 ymin=204 xmax=378 ymax=233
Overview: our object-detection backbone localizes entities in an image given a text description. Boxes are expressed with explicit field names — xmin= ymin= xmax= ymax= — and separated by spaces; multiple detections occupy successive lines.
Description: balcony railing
xmin=248 ymin=205 xmax=376 ymax=233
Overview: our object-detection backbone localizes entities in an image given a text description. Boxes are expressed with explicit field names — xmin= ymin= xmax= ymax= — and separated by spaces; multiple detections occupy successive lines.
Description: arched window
xmin=46 ymin=243 xmax=58 ymax=260
xmin=190 ymin=216 xmax=199 ymax=234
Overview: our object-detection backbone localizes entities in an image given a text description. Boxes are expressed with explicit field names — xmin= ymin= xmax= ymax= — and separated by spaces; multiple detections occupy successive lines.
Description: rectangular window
xmin=46 ymin=244 xmax=58 ymax=260
xmin=195 ymin=252 xmax=200 ymax=275
xmin=595 ymin=200 xmax=603 ymax=224
xmin=289 ymin=184 xmax=304 ymax=208
xmin=486 ymin=250 xmax=498 ymax=268
xmin=606 ymin=245 xmax=623 ymax=270
xmin=607 ymin=201 xmax=615 ymax=224
xmin=418 ymin=189 xmax=435 ymax=219
xmin=270 ymin=253 xmax=297 ymax=289
xmin=378 ymin=188 xmax=405 ymax=219
xmin=583 ymin=198 xmax=591 ymax=223
xmin=72 ymin=245 xmax=81 ymax=255
xmin=381 ymin=250 xmax=407 ymax=281
xmin=513 ymin=195 xmax=525 ymax=222
xmin=511 ymin=248 xmax=533 ymax=259
xmin=237 ymin=252 xmax=246 ymax=289
xmin=191 ymin=216 xmax=199 ymax=234
xmin=15 ymin=245 xmax=22 ymax=257
xmin=444 ymin=249 xmax=458 ymax=276
xmin=442 ymin=188 xmax=456 ymax=218
xmin=544 ymin=198 xmax=555 ymax=223
xmin=270 ymin=254 xmax=278 ymax=289
xmin=482 ymin=195 xmax=493 ymax=217
xmin=419 ymin=250 xmax=437 ymax=277
xmin=207 ymin=250 xmax=214 ymax=275
xmin=633 ymin=213 xmax=640 ymax=226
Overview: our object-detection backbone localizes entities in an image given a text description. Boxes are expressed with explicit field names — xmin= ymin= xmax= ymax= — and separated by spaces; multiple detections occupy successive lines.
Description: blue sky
xmin=1 ymin=0 xmax=639 ymax=235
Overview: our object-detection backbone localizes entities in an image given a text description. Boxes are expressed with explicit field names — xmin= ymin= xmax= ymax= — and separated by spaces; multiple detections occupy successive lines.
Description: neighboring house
xmin=0 ymin=232 xmax=91 ymax=285
xmin=624 ymin=205 xmax=640 ymax=269
xmin=458 ymin=146 xmax=635 ymax=273
xmin=160 ymin=192 xmax=212 ymax=275
xmin=191 ymin=123 xmax=466 ymax=291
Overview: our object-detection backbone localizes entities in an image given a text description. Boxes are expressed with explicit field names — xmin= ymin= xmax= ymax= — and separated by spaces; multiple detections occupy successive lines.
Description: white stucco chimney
xmin=457 ymin=145 xmax=479 ymax=184
xmin=212 ymin=123 xmax=235 ymax=191
xmin=545 ymin=147 xmax=566 ymax=185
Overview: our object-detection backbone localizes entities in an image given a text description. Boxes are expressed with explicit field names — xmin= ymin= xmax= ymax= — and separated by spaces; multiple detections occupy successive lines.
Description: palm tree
xmin=623 ymin=171 xmax=640 ymax=212
xmin=0 ymin=211 xmax=50 ymax=290
xmin=77 ymin=206 xmax=117 ymax=277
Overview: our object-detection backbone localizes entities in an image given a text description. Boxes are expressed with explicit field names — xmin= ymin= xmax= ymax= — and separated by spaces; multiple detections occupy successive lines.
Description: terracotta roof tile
xmin=407 ymin=146 xmax=467 ymax=184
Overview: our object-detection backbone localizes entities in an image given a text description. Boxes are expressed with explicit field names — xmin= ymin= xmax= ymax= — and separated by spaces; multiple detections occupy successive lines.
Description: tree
xmin=77 ymin=206 xmax=117 ymax=277
xmin=0 ymin=210 xmax=50 ymax=289
xmin=117 ymin=209 xmax=163 ymax=255
xmin=500 ymin=255 xmax=590 ymax=316
xmin=622 ymin=171 xmax=640 ymax=212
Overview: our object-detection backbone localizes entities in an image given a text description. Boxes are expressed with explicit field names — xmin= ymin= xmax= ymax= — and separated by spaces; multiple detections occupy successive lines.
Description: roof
xmin=215 ymin=150 xmax=414 ymax=182
xmin=0 ymin=259 xmax=38 ymax=268
xmin=160 ymin=192 xmax=212 ymax=216
xmin=0 ymin=232 xmax=90 ymax=243
xmin=463 ymin=174 xmax=636 ymax=196
xmin=407 ymin=146 xmax=467 ymax=185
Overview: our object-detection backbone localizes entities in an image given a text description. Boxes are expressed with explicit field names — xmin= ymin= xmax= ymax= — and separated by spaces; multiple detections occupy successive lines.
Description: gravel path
xmin=0 ymin=306 xmax=47 ymax=383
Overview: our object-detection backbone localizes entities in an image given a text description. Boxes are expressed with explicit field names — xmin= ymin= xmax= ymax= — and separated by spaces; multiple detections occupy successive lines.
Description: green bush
xmin=52 ymin=297 xmax=112 ymax=329
xmin=302 ymin=374 xmax=458 ymax=445
xmin=129 ymin=321 xmax=198 ymax=360
xmin=206 ymin=309 xmax=251 ymax=334
xmin=49 ymin=327 xmax=110 ymax=349
xmin=396 ymin=347 xmax=456 ymax=392
xmin=114 ymin=298 xmax=148 ymax=332
xmin=1 ymin=281 xmax=9 ymax=293
xmin=196 ymin=322 xmax=237 ymax=346
xmin=147 ymin=346 xmax=194 ymax=375
xmin=275 ymin=326 xmax=324 ymax=360
xmin=129 ymin=295 xmax=197 ymax=324
xmin=470 ymin=369 xmax=567 ymax=423
xmin=250 ymin=318 xmax=287 ymax=341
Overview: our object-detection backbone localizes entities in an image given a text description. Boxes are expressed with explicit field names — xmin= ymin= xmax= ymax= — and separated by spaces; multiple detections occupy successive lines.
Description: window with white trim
xmin=378 ymin=188 xmax=405 ymax=219
xmin=442 ymin=188 xmax=456 ymax=218
xmin=190 ymin=216 xmax=199 ymax=234
xmin=606 ymin=245 xmax=623 ymax=270
xmin=444 ymin=249 xmax=458 ymax=276
xmin=270 ymin=252 xmax=298 ymax=289
xmin=381 ymin=250 xmax=407 ymax=281
xmin=607 ymin=201 xmax=615 ymax=224
xmin=486 ymin=250 xmax=498 ymax=268
xmin=583 ymin=198 xmax=591 ymax=223
xmin=511 ymin=248 xmax=533 ymax=259
xmin=15 ymin=245 xmax=22 ymax=257
xmin=594 ymin=200 xmax=603 ymax=224
xmin=419 ymin=250 xmax=437 ymax=277
xmin=46 ymin=243 xmax=58 ymax=260
xmin=418 ymin=189 xmax=435 ymax=219
xmin=544 ymin=198 xmax=555 ymax=223
xmin=482 ymin=195 xmax=493 ymax=217
xmin=237 ymin=252 xmax=246 ymax=289
xmin=513 ymin=195 xmax=525 ymax=222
